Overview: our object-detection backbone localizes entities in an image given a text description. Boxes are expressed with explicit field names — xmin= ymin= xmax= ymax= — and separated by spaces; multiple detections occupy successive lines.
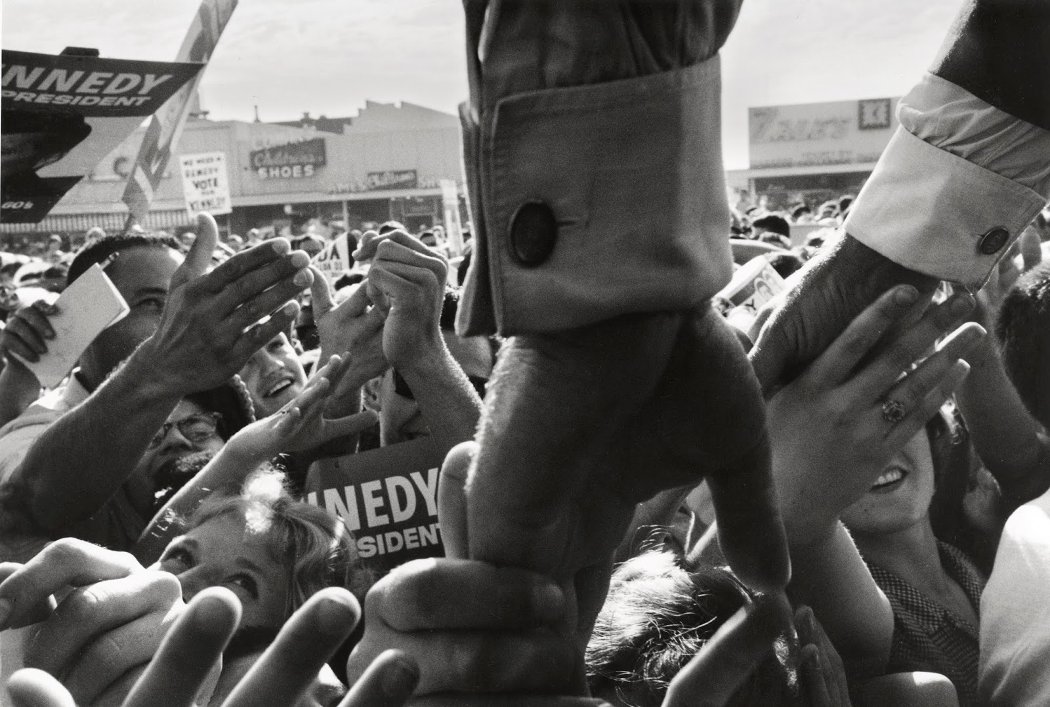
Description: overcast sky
xmin=3 ymin=0 xmax=962 ymax=169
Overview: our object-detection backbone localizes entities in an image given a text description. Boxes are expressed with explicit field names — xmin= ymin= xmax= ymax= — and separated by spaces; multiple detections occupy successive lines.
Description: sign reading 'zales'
xmin=250 ymin=137 xmax=326 ymax=179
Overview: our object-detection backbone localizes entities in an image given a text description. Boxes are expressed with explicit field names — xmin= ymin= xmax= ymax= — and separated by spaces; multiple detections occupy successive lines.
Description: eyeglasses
xmin=392 ymin=369 xmax=487 ymax=400
xmin=148 ymin=412 xmax=223 ymax=449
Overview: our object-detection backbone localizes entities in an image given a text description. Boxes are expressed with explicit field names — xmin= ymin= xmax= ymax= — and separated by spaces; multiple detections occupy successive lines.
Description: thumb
xmin=6 ymin=669 xmax=76 ymax=707
xmin=1020 ymin=225 xmax=1043 ymax=273
xmin=438 ymin=441 xmax=475 ymax=560
xmin=172 ymin=212 xmax=219 ymax=287
xmin=748 ymin=321 xmax=789 ymax=398
xmin=662 ymin=592 xmax=792 ymax=707
xmin=309 ymin=266 xmax=335 ymax=319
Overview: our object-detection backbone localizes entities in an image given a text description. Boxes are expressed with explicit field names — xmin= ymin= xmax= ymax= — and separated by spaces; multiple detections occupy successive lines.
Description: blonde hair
xmin=188 ymin=471 xmax=372 ymax=616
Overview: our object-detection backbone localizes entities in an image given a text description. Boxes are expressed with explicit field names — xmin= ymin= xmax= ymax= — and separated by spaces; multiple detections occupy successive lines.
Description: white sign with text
xmin=178 ymin=151 xmax=232 ymax=215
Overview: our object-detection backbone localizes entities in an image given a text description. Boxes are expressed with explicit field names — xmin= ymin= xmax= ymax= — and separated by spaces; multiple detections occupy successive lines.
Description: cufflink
xmin=509 ymin=200 xmax=557 ymax=267
xmin=977 ymin=227 xmax=1009 ymax=256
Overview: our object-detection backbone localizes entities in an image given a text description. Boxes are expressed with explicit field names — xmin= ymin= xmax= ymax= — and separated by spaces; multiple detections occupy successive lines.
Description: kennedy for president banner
xmin=1 ymin=50 xmax=201 ymax=223
xmin=304 ymin=438 xmax=446 ymax=575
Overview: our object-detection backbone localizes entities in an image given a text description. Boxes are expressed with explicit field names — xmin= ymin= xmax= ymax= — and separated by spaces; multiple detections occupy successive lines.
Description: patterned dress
xmin=866 ymin=541 xmax=985 ymax=707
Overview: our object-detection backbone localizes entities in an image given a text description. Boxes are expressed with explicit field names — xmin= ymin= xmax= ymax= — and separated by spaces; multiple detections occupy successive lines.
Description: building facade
xmin=1 ymin=100 xmax=465 ymax=241
xmin=727 ymin=96 xmax=899 ymax=211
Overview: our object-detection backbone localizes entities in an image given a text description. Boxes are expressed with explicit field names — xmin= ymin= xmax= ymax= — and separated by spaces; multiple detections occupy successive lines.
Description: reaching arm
xmin=361 ymin=230 xmax=484 ymax=455
xmin=135 ymin=355 xmax=376 ymax=563
xmin=764 ymin=286 xmax=983 ymax=674
xmin=752 ymin=0 xmax=1050 ymax=394
xmin=2 ymin=215 xmax=311 ymax=537
xmin=789 ymin=523 xmax=893 ymax=677
xmin=954 ymin=258 xmax=1050 ymax=512
xmin=4 ymin=354 xmax=182 ymax=537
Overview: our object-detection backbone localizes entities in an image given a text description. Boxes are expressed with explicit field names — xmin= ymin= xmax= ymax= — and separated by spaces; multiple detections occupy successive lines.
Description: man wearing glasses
xmin=0 ymin=216 xmax=311 ymax=562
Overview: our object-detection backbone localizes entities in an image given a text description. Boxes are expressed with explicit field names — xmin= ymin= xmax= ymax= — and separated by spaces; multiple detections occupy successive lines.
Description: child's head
xmin=159 ymin=472 xmax=368 ymax=629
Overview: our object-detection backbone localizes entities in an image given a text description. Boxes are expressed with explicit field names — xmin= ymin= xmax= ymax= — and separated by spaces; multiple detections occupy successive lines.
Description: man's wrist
xmin=119 ymin=338 xmax=186 ymax=404
xmin=827 ymin=234 xmax=940 ymax=302
xmin=392 ymin=331 xmax=448 ymax=376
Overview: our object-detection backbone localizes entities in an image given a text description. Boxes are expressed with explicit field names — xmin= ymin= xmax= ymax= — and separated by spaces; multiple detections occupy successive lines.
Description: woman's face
xmin=159 ymin=510 xmax=289 ymax=629
xmin=840 ymin=430 xmax=936 ymax=536
xmin=239 ymin=333 xmax=307 ymax=418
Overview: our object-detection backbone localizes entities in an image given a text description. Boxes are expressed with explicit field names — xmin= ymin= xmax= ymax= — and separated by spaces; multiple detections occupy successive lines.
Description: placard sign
xmin=311 ymin=235 xmax=352 ymax=285
xmin=304 ymin=437 xmax=446 ymax=574
xmin=178 ymin=151 xmax=231 ymax=215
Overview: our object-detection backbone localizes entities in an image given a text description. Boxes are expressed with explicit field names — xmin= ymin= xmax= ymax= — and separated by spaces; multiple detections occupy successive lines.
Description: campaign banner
xmin=304 ymin=438 xmax=446 ymax=574
xmin=1 ymin=50 xmax=201 ymax=223
xmin=250 ymin=137 xmax=326 ymax=179
xmin=122 ymin=0 xmax=238 ymax=223
xmin=311 ymin=235 xmax=352 ymax=285
xmin=179 ymin=151 xmax=231 ymax=215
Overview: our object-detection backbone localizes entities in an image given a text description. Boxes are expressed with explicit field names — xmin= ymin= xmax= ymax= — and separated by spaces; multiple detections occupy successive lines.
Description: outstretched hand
xmin=138 ymin=212 xmax=313 ymax=396
xmin=750 ymin=235 xmax=941 ymax=396
xmin=361 ymin=230 xmax=449 ymax=371
xmin=5 ymin=587 xmax=420 ymax=707
xmin=310 ymin=271 xmax=387 ymax=397
xmin=767 ymin=286 xmax=984 ymax=545
xmin=464 ymin=307 xmax=790 ymax=652
xmin=0 ymin=539 xmax=188 ymax=706
xmin=229 ymin=353 xmax=377 ymax=461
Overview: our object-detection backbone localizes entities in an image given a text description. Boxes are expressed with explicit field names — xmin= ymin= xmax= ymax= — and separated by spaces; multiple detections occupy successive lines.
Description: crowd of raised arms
xmin=1 ymin=1 xmax=1050 ymax=706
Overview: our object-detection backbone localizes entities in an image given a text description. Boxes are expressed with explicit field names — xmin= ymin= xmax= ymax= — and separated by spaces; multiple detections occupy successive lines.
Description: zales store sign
xmin=251 ymin=137 xmax=327 ymax=179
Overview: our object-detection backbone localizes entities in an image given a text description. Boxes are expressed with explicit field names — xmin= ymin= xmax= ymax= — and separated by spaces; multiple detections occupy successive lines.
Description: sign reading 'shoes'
xmin=179 ymin=152 xmax=231 ymax=215
xmin=250 ymin=137 xmax=326 ymax=179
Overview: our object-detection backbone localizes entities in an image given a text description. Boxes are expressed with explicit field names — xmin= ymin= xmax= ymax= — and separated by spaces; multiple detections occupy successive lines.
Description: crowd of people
xmin=1 ymin=1 xmax=1050 ymax=706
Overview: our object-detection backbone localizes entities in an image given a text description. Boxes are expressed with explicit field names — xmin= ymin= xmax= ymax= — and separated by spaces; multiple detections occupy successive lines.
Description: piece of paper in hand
xmin=14 ymin=264 xmax=129 ymax=389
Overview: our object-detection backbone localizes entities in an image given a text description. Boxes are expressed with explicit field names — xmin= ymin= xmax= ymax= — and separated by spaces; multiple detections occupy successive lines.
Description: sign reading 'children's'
xmin=304 ymin=437 xmax=445 ymax=574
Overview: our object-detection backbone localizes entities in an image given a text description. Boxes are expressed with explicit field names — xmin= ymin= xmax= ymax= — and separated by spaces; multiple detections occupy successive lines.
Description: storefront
xmin=729 ymin=96 xmax=899 ymax=210
xmin=1 ymin=101 xmax=466 ymax=240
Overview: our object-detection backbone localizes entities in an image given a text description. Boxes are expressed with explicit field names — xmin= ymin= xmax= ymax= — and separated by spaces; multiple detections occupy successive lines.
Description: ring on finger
xmin=880 ymin=398 xmax=907 ymax=424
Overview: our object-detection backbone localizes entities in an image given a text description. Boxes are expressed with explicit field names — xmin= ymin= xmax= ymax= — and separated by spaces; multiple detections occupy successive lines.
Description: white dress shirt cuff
xmin=845 ymin=126 xmax=1049 ymax=288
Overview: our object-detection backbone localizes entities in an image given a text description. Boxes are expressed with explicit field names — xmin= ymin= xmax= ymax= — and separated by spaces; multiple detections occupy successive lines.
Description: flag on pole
xmin=121 ymin=0 xmax=238 ymax=225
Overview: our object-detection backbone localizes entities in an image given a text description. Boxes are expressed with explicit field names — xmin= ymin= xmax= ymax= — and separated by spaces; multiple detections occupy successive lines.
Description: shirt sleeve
xmin=980 ymin=494 xmax=1050 ymax=705
xmin=457 ymin=56 xmax=734 ymax=336
xmin=844 ymin=74 xmax=1050 ymax=288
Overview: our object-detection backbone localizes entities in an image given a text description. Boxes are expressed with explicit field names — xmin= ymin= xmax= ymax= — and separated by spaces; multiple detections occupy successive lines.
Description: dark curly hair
xmin=586 ymin=550 xmax=800 ymax=707
xmin=68 ymin=232 xmax=181 ymax=285
xmin=996 ymin=262 xmax=1050 ymax=430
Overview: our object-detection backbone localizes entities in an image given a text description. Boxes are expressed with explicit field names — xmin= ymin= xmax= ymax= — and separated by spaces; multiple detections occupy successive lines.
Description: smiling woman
xmin=237 ymin=332 xmax=308 ymax=419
